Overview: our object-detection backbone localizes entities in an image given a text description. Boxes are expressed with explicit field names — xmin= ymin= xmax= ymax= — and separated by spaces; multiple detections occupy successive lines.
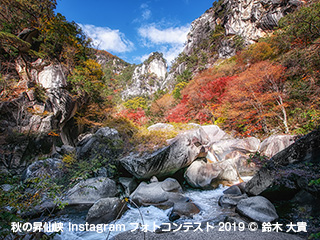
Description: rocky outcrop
xmin=64 ymin=177 xmax=119 ymax=207
xmin=245 ymin=128 xmax=320 ymax=198
xmin=169 ymin=0 xmax=303 ymax=80
xmin=122 ymin=52 xmax=168 ymax=99
xmin=183 ymin=8 xmax=216 ymax=56
xmin=120 ymin=127 xmax=210 ymax=179
xmin=86 ymin=198 xmax=127 ymax=224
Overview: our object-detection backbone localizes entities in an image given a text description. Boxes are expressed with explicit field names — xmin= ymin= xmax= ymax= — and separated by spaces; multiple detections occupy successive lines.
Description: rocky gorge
xmin=3 ymin=122 xmax=319 ymax=239
xmin=1 ymin=0 xmax=319 ymax=239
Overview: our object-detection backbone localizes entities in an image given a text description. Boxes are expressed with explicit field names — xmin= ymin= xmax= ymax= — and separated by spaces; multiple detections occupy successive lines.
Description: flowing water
xmin=52 ymin=178 xmax=252 ymax=240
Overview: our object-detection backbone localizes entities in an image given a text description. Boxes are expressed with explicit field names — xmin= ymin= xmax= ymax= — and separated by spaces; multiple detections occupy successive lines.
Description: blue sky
xmin=55 ymin=0 xmax=214 ymax=65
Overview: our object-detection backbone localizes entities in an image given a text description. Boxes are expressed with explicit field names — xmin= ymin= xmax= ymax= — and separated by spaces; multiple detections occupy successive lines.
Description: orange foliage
xmin=214 ymin=61 xmax=288 ymax=136
xmin=150 ymin=94 xmax=175 ymax=119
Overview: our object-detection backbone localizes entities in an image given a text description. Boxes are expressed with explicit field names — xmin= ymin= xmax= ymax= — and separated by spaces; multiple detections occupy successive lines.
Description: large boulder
xmin=76 ymin=127 xmax=122 ymax=161
xmin=22 ymin=158 xmax=64 ymax=181
xmin=259 ymin=135 xmax=295 ymax=158
xmin=236 ymin=196 xmax=278 ymax=223
xmin=210 ymin=137 xmax=261 ymax=161
xmin=120 ymin=127 xmax=210 ymax=179
xmin=130 ymin=178 xmax=184 ymax=208
xmin=208 ymin=137 xmax=261 ymax=176
xmin=169 ymin=198 xmax=200 ymax=221
xmin=200 ymin=125 xmax=231 ymax=143
xmin=64 ymin=177 xmax=118 ymax=207
xmin=184 ymin=159 xmax=239 ymax=189
xmin=86 ymin=197 xmax=127 ymax=224
xmin=218 ymin=194 xmax=248 ymax=208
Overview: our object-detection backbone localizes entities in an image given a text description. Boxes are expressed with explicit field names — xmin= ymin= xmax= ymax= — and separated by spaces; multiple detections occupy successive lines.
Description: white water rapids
xmin=51 ymin=177 xmax=252 ymax=240
xmin=51 ymin=185 xmax=232 ymax=240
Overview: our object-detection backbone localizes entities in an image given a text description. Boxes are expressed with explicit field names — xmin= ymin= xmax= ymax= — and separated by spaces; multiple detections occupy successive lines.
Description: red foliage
xmin=166 ymin=75 xmax=235 ymax=124
xmin=117 ymin=108 xmax=149 ymax=126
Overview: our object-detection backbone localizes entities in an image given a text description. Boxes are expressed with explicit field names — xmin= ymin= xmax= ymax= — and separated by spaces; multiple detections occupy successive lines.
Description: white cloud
xmin=140 ymin=3 xmax=152 ymax=20
xmin=137 ymin=24 xmax=190 ymax=65
xmin=162 ymin=45 xmax=185 ymax=65
xmin=134 ymin=53 xmax=150 ymax=63
xmin=79 ymin=24 xmax=134 ymax=53
xmin=138 ymin=24 xmax=190 ymax=45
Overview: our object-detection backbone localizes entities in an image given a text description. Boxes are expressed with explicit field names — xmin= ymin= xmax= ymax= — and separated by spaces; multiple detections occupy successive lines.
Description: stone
xmin=150 ymin=176 xmax=158 ymax=183
xmin=259 ymin=135 xmax=295 ymax=158
xmin=236 ymin=196 xmax=278 ymax=223
xmin=76 ymin=127 xmax=122 ymax=161
xmin=184 ymin=159 xmax=239 ymax=189
xmin=218 ymin=194 xmax=248 ymax=208
xmin=130 ymin=178 xmax=184 ymax=208
xmin=210 ymin=137 xmax=261 ymax=162
xmin=120 ymin=127 xmax=210 ymax=179
xmin=22 ymin=158 xmax=64 ymax=181
xmin=64 ymin=177 xmax=118 ymax=207
xmin=223 ymin=185 xmax=242 ymax=196
xmin=169 ymin=198 xmax=200 ymax=221
xmin=86 ymin=198 xmax=127 ymax=224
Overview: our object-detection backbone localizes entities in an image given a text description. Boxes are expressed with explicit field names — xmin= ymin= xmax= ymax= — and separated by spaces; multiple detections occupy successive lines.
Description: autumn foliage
xmin=166 ymin=73 xmax=235 ymax=124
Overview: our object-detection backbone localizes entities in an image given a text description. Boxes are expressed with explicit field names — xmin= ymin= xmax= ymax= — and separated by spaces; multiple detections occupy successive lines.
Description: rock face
xmin=86 ymin=198 xmax=127 ymax=224
xmin=122 ymin=52 xmax=168 ymax=99
xmin=64 ymin=177 xmax=119 ymax=207
xmin=169 ymin=0 xmax=303 ymax=79
xmin=38 ymin=63 xmax=67 ymax=89
xmin=183 ymin=8 xmax=216 ymax=56
xmin=120 ymin=127 xmax=210 ymax=179
xmin=245 ymin=128 xmax=320 ymax=199
xmin=236 ymin=196 xmax=279 ymax=223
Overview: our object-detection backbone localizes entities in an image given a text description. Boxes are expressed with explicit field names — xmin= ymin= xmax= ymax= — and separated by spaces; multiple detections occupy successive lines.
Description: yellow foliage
xmin=62 ymin=153 xmax=76 ymax=167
